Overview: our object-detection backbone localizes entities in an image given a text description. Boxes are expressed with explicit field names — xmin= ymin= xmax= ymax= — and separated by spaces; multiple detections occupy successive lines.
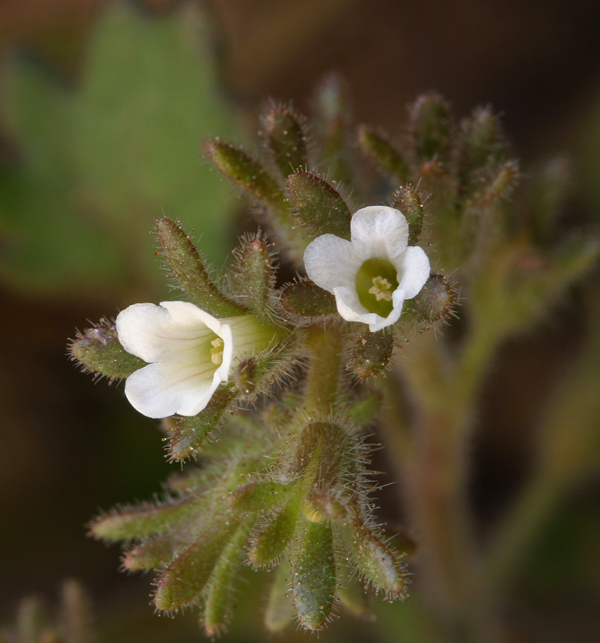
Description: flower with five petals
xmin=303 ymin=205 xmax=430 ymax=332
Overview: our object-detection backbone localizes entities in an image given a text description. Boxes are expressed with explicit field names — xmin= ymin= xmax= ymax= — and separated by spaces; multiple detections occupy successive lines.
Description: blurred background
xmin=1 ymin=0 xmax=600 ymax=641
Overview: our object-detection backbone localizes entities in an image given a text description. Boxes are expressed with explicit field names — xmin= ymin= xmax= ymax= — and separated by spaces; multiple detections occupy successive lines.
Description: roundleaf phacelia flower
xmin=303 ymin=206 xmax=430 ymax=332
xmin=115 ymin=301 xmax=279 ymax=419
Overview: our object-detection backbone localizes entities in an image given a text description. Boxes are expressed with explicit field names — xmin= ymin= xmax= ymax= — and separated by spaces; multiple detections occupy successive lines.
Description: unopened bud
xmin=409 ymin=94 xmax=451 ymax=163
xmin=231 ymin=234 xmax=276 ymax=321
xmin=262 ymin=105 xmax=308 ymax=177
xmin=248 ymin=503 xmax=299 ymax=567
xmin=206 ymin=139 xmax=285 ymax=210
xmin=348 ymin=330 xmax=394 ymax=379
xmin=292 ymin=521 xmax=336 ymax=630
xmin=411 ymin=274 xmax=457 ymax=325
xmin=357 ymin=125 xmax=408 ymax=181
xmin=286 ymin=171 xmax=351 ymax=239
xmin=280 ymin=279 xmax=337 ymax=318
xmin=393 ymin=186 xmax=425 ymax=244
xmin=156 ymin=218 xmax=243 ymax=317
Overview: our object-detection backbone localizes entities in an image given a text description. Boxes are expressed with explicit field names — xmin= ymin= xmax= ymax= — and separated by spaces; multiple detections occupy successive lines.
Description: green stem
xmin=302 ymin=325 xmax=343 ymax=417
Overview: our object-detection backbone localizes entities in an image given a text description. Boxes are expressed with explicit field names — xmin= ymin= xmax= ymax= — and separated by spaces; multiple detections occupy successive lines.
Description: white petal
xmin=334 ymin=286 xmax=404 ymax=332
xmin=395 ymin=245 xmax=430 ymax=299
xmin=116 ymin=302 xmax=218 ymax=363
xmin=124 ymin=359 xmax=221 ymax=419
xmin=350 ymin=206 xmax=409 ymax=261
xmin=304 ymin=234 xmax=361 ymax=293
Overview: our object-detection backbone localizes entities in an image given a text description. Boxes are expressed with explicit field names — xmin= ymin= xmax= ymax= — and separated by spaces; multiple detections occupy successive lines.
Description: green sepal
xmin=228 ymin=481 xmax=291 ymax=514
xmin=409 ymin=93 xmax=452 ymax=163
xmin=203 ymin=521 xmax=253 ymax=637
xmin=280 ymin=279 xmax=337 ymax=318
xmin=69 ymin=321 xmax=145 ymax=380
xmin=167 ymin=383 xmax=238 ymax=461
xmin=264 ymin=559 xmax=294 ymax=632
xmin=393 ymin=186 xmax=425 ymax=245
xmin=286 ymin=171 xmax=351 ymax=239
xmin=458 ymin=106 xmax=504 ymax=183
xmin=262 ymin=105 xmax=308 ymax=177
xmin=91 ymin=499 xmax=193 ymax=542
xmin=291 ymin=520 xmax=336 ymax=630
xmin=348 ymin=329 xmax=394 ymax=379
xmin=123 ymin=535 xmax=175 ymax=571
xmin=357 ymin=125 xmax=408 ymax=181
xmin=229 ymin=233 xmax=276 ymax=321
xmin=206 ymin=139 xmax=285 ymax=210
xmin=409 ymin=274 xmax=457 ymax=325
xmin=341 ymin=521 xmax=407 ymax=599
xmin=248 ymin=502 xmax=300 ymax=567
xmin=156 ymin=218 xmax=244 ymax=317
xmin=153 ymin=520 xmax=238 ymax=611
xmin=474 ymin=159 xmax=519 ymax=205
xmin=312 ymin=73 xmax=352 ymax=183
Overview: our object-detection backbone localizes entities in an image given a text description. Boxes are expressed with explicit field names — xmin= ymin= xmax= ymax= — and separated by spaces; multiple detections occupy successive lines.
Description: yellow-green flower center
xmin=355 ymin=258 xmax=399 ymax=317
xmin=210 ymin=337 xmax=224 ymax=365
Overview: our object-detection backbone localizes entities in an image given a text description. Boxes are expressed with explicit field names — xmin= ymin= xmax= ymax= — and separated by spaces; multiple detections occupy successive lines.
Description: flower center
xmin=355 ymin=258 xmax=399 ymax=317
xmin=210 ymin=337 xmax=225 ymax=365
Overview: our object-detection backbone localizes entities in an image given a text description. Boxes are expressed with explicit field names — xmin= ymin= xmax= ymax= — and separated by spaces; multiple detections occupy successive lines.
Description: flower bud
xmin=230 ymin=234 xmax=276 ymax=321
xmin=203 ymin=522 xmax=251 ymax=637
xmin=357 ymin=125 xmax=408 ymax=181
xmin=343 ymin=522 xmax=407 ymax=599
xmin=312 ymin=73 xmax=351 ymax=183
xmin=393 ymin=186 xmax=424 ymax=245
xmin=292 ymin=521 xmax=336 ymax=630
xmin=411 ymin=274 xmax=457 ymax=325
xmin=91 ymin=499 xmax=192 ymax=542
xmin=248 ymin=502 xmax=300 ymax=567
xmin=458 ymin=106 xmax=503 ymax=181
xmin=286 ymin=171 xmax=351 ymax=239
xmin=206 ymin=139 xmax=285 ymax=209
xmin=280 ymin=279 xmax=337 ymax=318
xmin=123 ymin=536 xmax=174 ymax=571
xmin=156 ymin=218 xmax=243 ymax=317
xmin=262 ymin=105 xmax=308 ymax=177
xmin=154 ymin=521 xmax=238 ymax=611
xmin=348 ymin=330 xmax=394 ymax=379
xmin=409 ymin=93 xmax=451 ymax=163
xmin=69 ymin=321 xmax=145 ymax=380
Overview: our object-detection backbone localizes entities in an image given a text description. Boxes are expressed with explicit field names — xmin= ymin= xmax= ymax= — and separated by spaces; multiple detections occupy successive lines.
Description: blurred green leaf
xmin=0 ymin=2 xmax=239 ymax=298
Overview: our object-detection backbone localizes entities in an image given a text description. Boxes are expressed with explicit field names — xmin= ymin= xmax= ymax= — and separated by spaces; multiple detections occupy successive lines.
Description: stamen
xmin=210 ymin=337 xmax=224 ymax=365
xmin=369 ymin=276 xmax=394 ymax=301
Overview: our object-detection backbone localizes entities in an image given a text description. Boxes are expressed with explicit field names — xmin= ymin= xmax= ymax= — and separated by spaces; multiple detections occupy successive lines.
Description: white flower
xmin=303 ymin=205 xmax=430 ymax=332
xmin=116 ymin=301 xmax=276 ymax=419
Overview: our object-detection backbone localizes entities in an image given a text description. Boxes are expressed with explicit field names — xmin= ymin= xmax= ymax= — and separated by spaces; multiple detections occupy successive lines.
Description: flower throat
xmin=355 ymin=258 xmax=399 ymax=317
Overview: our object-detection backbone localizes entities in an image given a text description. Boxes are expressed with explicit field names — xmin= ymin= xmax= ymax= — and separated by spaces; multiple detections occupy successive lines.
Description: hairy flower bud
xmin=262 ymin=105 xmax=308 ymax=177
xmin=357 ymin=125 xmax=408 ymax=181
xmin=292 ymin=521 xmax=336 ymax=630
xmin=286 ymin=171 xmax=351 ymax=239
xmin=348 ymin=329 xmax=394 ymax=378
